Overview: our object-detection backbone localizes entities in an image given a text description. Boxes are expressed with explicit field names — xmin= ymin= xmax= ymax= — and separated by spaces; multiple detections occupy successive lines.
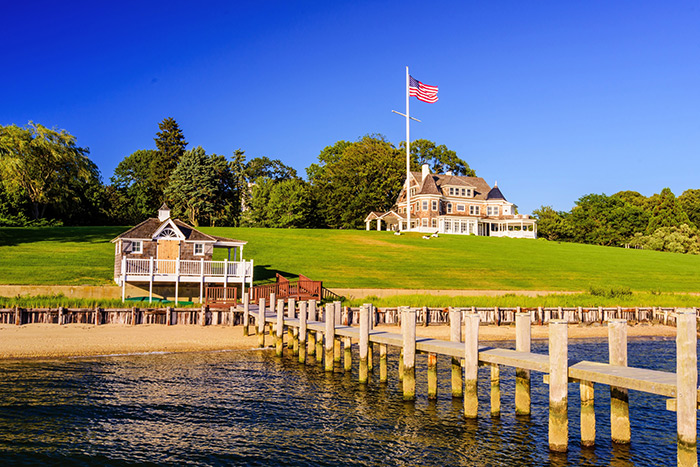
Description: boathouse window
xmin=194 ymin=243 xmax=204 ymax=255
xmin=132 ymin=241 xmax=142 ymax=254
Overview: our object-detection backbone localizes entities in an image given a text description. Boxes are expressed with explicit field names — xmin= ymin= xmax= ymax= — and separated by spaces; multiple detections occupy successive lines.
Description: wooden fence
xmin=0 ymin=306 xmax=245 ymax=326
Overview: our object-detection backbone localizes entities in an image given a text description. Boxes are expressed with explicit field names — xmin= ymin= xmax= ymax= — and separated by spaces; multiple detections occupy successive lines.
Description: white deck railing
xmin=121 ymin=258 xmax=253 ymax=278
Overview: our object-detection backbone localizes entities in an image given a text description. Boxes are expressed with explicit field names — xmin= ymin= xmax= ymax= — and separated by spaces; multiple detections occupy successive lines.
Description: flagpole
xmin=405 ymin=65 xmax=411 ymax=232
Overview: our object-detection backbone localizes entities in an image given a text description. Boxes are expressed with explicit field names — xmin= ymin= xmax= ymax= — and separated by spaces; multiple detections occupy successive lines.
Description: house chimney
xmin=421 ymin=163 xmax=430 ymax=181
xmin=158 ymin=203 xmax=171 ymax=222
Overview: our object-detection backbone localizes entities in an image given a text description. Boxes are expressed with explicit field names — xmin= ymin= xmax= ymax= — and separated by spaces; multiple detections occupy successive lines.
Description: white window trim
xmin=132 ymin=240 xmax=142 ymax=254
xmin=457 ymin=204 xmax=465 ymax=212
xmin=431 ymin=200 xmax=438 ymax=211
xmin=447 ymin=203 xmax=453 ymax=214
xmin=194 ymin=243 xmax=204 ymax=256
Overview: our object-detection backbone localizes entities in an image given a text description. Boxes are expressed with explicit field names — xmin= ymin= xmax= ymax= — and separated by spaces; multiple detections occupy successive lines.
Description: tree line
xmin=4 ymin=119 xmax=700 ymax=255
xmin=0 ymin=119 xmax=472 ymax=229
xmin=533 ymin=188 xmax=700 ymax=254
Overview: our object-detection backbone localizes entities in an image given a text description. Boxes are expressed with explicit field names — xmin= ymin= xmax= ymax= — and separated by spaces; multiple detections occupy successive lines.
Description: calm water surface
xmin=0 ymin=337 xmax=690 ymax=466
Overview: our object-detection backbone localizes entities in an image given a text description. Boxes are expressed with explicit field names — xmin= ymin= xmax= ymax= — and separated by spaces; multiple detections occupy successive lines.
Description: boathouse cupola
xmin=158 ymin=203 xmax=171 ymax=222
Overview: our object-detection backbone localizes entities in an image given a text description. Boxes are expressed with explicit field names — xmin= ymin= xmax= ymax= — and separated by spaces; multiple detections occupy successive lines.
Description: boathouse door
xmin=157 ymin=240 xmax=180 ymax=274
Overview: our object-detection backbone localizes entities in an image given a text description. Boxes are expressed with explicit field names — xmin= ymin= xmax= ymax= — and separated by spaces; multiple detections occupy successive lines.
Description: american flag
xmin=409 ymin=75 xmax=438 ymax=103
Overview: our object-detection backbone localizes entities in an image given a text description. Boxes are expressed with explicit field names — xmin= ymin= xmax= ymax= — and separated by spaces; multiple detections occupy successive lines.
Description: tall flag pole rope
xmin=392 ymin=66 xmax=438 ymax=231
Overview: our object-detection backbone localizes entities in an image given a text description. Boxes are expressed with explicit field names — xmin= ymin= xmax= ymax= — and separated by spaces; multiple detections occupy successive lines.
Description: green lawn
xmin=1 ymin=226 xmax=699 ymax=293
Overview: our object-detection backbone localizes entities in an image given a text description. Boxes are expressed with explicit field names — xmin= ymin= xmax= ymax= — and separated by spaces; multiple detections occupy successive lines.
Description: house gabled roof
xmin=111 ymin=217 xmax=246 ymax=246
xmin=398 ymin=172 xmax=493 ymax=201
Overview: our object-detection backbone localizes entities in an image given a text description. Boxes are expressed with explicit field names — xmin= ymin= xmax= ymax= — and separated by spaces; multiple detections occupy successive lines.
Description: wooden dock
xmin=242 ymin=295 xmax=698 ymax=466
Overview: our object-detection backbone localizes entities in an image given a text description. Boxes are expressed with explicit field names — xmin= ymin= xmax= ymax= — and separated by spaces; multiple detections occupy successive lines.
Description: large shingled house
xmin=112 ymin=204 xmax=253 ymax=303
xmin=364 ymin=164 xmax=537 ymax=238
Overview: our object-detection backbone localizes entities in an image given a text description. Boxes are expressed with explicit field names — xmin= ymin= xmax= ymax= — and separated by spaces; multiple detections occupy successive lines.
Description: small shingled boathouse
xmin=112 ymin=204 xmax=254 ymax=304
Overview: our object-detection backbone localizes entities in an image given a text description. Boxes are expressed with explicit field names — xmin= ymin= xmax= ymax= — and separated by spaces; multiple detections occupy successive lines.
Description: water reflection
xmin=0 ymin=340 xmax=689 ymax=465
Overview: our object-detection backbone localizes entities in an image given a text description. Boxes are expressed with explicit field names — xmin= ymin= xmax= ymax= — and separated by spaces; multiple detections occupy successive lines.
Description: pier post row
xmin=10 ymin=296 xmax=698 ymax=461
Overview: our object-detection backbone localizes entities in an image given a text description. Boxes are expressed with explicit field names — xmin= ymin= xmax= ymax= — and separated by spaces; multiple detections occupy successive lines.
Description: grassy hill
xmin=2 ymin=226 xmax=698 ymax=293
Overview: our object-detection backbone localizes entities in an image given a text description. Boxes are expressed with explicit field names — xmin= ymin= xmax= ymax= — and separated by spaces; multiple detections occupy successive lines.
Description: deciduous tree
xmin=0 ymin=122 xmax=96 ymax=220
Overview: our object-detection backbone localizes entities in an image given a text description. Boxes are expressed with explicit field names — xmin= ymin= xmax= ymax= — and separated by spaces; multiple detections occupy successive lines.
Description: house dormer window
xmin=194 ymin=243 xmax=204 ymax=255
xmin=132 ymin=240 xmax=142 ymax=254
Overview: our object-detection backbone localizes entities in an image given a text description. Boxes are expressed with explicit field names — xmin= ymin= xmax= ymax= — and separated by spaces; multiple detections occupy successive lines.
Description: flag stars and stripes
xmin=409 ymin=75 xmax=438 ymax=103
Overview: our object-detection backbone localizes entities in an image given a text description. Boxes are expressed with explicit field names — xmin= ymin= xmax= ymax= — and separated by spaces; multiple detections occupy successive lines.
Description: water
xmin=0 ymin=338 xmax=688 ymax=466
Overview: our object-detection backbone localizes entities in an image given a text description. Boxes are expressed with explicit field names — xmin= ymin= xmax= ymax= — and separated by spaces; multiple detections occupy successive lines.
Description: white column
xmin=377 ymin=219 xmax=382 ymax=231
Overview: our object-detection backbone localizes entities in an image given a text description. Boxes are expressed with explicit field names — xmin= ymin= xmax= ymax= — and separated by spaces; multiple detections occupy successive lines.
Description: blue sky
xmin=3 ymin=1 xmax=699 ymax=214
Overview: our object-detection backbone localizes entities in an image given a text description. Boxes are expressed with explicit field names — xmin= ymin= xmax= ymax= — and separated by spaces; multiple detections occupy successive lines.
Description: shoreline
xmin=0 ymin=322 xmax=679 ymax=361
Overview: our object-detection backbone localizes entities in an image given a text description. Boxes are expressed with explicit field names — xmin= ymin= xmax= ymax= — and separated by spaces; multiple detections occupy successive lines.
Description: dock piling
xmin=402 ymin=307 xmax=416 ymax=401
xmin=359 ymin=305 xmax=369 ymax=384
xmin=608 ymin=319 xmax=631 ymax=444
xmin=515 ymin=311 xmax=531 ymax=415
xmin=308 ymin=300 xmax=317 ymax=358
xmin=379 ymin=344 xmax=388 ymax=383
xmin=450 ymin=308 xmax=463 ymax=398
xmin=490 ymin=363 xmax=501 ymax=417
xmin=580 ymin=379 xmax=596 ymax=447
xmin=343 ymin=336 xmax=352 ymax=372
xmin=275 ymin=299 xmax=284 ymax=357
xmin=464 ymin=312 xmax=480 ymax=418
xmin=257 ymin=298 xmax=266 ymax=348
xmin=325 ymin=303 xmax=335 ymax=372
xmin=548 ymin=320 xmax=568 ymax=452
xmin=298 ymin=301 xmax=307 ymax=364
xmin=676 ymin=310 xmax=697 ymax=467
xmin=243 ymin=294 xmax=250 ymax=335
xmin=428 ymin=352 xmax=438 ymax=400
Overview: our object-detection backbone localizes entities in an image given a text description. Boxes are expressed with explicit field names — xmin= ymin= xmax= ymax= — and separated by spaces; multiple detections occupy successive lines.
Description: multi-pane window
xmin=132 ymin=241 xmax=142 ymax=254
xmin=421 ymin=218 xmax=428 ymax=227
xmin=194 ymin=243 xmax=204 ymax=255
xmin=487 ymin=206 xmax=499 ymax=216
xmin=469 ymin=205 xmax=480 ymax=215
xmin=431 ymin=200 xmax=438 ymax=211
xmin=422 ymin=200 xmax=428 ymax=211
xmin=447 ymin=203 xmax=452 ymax=213
xmin=457 ymin=204 xmax=465 ymax=212
xmin=431 ymin=218 xmax=437 ymax=228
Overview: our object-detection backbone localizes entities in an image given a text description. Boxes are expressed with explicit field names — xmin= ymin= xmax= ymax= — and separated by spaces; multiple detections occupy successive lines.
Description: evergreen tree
xmin=165 ymin=146 xmax=226 ymax=226
xmin=152 ymin=117 xmax=187 ymax=198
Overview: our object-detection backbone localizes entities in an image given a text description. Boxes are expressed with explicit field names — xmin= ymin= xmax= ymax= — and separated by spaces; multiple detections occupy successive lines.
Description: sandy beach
xmin=0 ymin=322 xmax=678 ymax=360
